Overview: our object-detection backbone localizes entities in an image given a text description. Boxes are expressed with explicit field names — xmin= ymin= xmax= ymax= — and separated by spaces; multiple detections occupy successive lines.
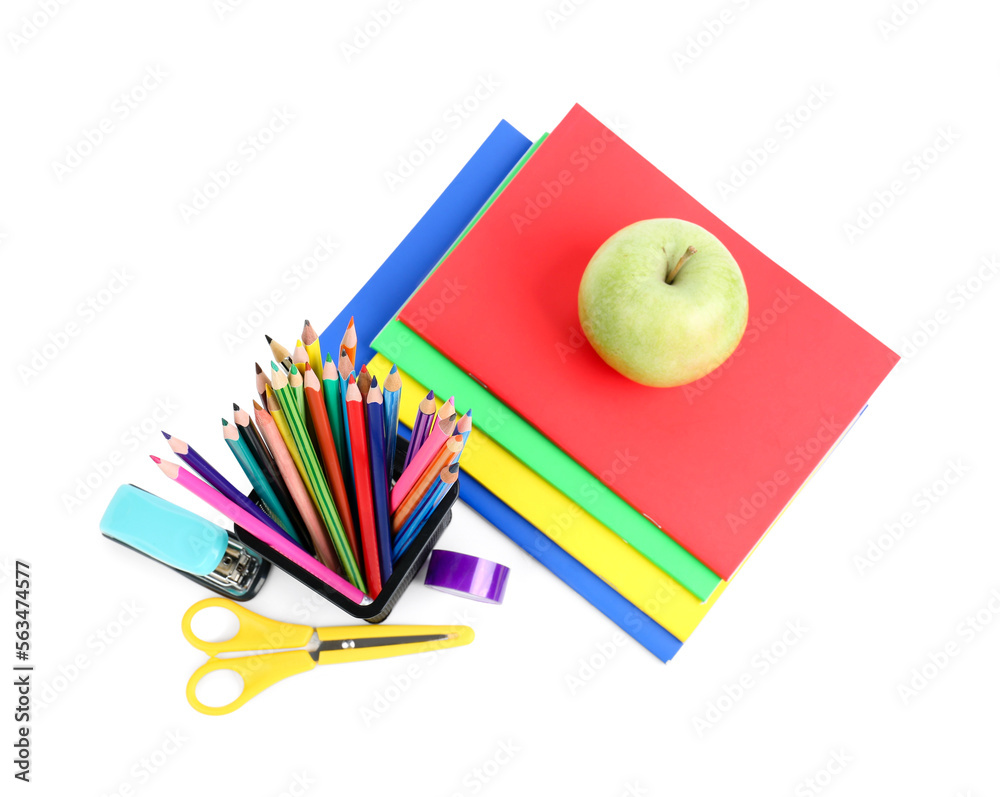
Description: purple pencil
xmin=402 ymin=390 xmax=437 ymax=470
xmin=162 ymin=432 xmax=281 ymax=533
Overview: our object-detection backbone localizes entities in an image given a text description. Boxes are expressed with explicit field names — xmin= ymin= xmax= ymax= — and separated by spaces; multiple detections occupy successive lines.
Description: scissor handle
xmin=186 ymin=650 xmax=316 ymax=716
xmin=181 ymin=597 xmax=314 ymax=656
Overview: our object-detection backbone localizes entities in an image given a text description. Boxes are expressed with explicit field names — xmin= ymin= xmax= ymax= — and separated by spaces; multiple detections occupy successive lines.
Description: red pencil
xmin=346 ymin=375 xmax=382 ymax=597
xmin=304 ymin=368 xmax=361 ymax=565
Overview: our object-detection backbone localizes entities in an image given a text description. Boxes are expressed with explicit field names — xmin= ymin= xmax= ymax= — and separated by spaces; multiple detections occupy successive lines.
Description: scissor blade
xmin=316 ymin=633 xmax=449 ymax=654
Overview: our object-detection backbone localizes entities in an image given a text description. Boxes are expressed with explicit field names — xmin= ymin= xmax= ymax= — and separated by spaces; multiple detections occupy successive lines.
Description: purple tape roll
xmin=424 ymin=550 xmax=509 ymax=604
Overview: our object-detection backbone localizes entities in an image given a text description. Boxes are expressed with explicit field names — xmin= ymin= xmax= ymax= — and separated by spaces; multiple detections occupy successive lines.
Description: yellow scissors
xmin=182 ymin=597 xmax=474 ymax=715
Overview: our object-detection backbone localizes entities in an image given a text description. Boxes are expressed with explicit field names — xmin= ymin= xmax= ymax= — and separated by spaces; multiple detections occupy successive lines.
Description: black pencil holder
xmin=233 ymin=437 xmax=458 ymax=623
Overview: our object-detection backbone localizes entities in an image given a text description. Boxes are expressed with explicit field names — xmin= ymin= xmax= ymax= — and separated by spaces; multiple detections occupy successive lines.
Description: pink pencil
xmin=151 ymin=455 xmax=367 ymax=604
xmin=390 ymin=401 xmax=458 ymax=513
xmin=253 ymin=401 xmax=343 ymax=576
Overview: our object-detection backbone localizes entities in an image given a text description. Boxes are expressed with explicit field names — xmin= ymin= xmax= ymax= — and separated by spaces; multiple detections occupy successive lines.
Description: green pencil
xmin=272 ymin=367 xmax=365 ymax=592
xmin=288 ymin=363 xmax=306 ymax=422
xmin=323 ymin=353 xmax=349 ymax=479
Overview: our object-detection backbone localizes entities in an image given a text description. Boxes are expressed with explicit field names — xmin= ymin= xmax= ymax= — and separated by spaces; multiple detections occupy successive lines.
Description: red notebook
xmin=400 ymin=104 xmax=899 ymax=580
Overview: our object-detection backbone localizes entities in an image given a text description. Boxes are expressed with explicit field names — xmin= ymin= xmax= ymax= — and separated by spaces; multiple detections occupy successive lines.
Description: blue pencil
xmin=383 ymin=364 xmax=402 ymax=471
xmin=366 ymin=380 xmax=394 ymax=582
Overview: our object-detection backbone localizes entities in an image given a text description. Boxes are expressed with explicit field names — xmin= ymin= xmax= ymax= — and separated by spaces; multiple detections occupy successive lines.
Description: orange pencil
xmin=254 ymin=401 xmax=342 ymax=574
xmin=304 ymin=368 xmax=360 ymax=565
xmin=391 ymin=435 xmax=464 ymax=532
xmin=346 ymin=376 xmax=381 ymax=597
xmin=341 ymin=317 xmax=357 ymax=370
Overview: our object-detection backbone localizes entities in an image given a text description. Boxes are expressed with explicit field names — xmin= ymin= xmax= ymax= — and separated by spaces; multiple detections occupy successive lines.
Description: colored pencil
xmin=357 ymin=363 xmax=373 ymax=403
xmin=151 ymin=456 xmax=364 ymax=604
xmin=265 ymin=334 xmax=293 ymax=372
xmin=346 ymin=376 xmax=382 ymax=598
xmin=236 ymin=402 xmax=313 ymax=554
xmin=402 ymin=390 xmax=436 ymax=470
xmin=391 ymin=435 xmax=463 ymax=532
xmin=323 ymin=353 xmax=348 ymax=482
xmin=304 ymin=368 xmax=360 ymax=565
xmin=302 ymin=320 xmax=324 ymax=393
xmin=292 ymin=339 xmax=309 ymax=371
xmin=254 ymin=401 xmax=341 ymax=571
xmin=162 ymin=431 xmax=278 ymax=532
xmin=221 ymin=419 xmax=302 ymax=547
xmin=382 ymin=364 xmax=402 ymax=469
xmin=390 ymin=405 xmax=458 ymax=512
xmin=366 ymin=380 xmax=393 ymax=583
xmin=393 ymin=462 xmax=460 ymax=562
xmin=338 ymin=347 xmax=356 ymax=491
xmin=341 ymin=316 xmax=357 ymax=370
xmin=233 ymin=402 xmax=274 ymax=469
xmin=265 ymin=385 xmax=310 ymax=490
xmin=273 ymin=368 xmax=364 ymax=592
xmin=254 ymin=362 xmax=271 ymax=407
xmin=455 ymin=409 xmax=473 ymax=454
xmin=288 ymin=363 xmax=306 ymax=422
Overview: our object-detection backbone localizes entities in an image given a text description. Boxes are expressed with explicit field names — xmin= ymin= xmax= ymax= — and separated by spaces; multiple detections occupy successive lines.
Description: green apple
xmin=577 ymin=218 xmax=749 ymax=388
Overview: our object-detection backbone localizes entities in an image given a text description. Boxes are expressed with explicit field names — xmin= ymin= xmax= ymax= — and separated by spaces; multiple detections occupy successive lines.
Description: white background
xmin=4 ymin=1 xmax=999 ymax=795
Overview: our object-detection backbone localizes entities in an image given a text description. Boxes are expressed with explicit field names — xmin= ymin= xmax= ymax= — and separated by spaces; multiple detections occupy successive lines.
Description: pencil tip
xmin=270 ymin=361 xmax=279 ymax=372
xmin=254 ymin=362 xmax=263 ymax=374
xmin=265 ymin=334 xmax=273 ymax=344
xmin=252 ymin=399 xmax=263 ymax=410
xmin=304 ymin=318 xmax=310 ymax=326
xmin=389 ymin=363 xmax=398 ymax=373
xmin=161 ymin=431 xmax=171 ymax=439
xmin=425 ymin=390 xmax=434 ymax=400
xmin=232 ymin=402 xmax=240 ymax=411
xmin=221 ymin=418 xmax=228 ymax=426
xmin=326 ymin=352 xmax=333 ymax=361
xmin=149 ymin=455 xmax=161 ymax=463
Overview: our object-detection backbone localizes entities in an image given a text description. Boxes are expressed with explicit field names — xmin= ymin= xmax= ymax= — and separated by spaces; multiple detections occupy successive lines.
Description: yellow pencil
xmin=302 ymin=319 xmax=324 ymax=393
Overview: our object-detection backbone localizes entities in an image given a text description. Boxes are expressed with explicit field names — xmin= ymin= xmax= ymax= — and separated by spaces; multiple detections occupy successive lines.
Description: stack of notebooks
xmin=321 ymin=105 xmax=899 ymax=661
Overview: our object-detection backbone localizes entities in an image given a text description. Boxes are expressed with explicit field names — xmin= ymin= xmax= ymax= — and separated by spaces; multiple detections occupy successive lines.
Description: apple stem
xmin=666 ymin=246 xmax=696 ymax=284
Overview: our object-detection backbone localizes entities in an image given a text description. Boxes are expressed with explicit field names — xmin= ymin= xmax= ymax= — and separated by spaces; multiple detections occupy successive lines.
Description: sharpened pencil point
xmin=252 ymin=399 xmax=264 ymax=411
xmin=425 ymin=390 xmax=434 ymax=400
xmin=254 ymin=362 xmax=263 ymax=374
xmin=270 ymin=361 xmax=279 ymax=372
xmin=221 ymin=418 xmax=228 ymax=426
xmin=232 ymin=402 xmax=240 ymax=411
xmin=161 ymin=431 xmax=171 ymax=440
xmin=149 ymin=455 xmax=161 ymax=463
xmin=265 ymin=334 xmax=273 ymax=344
